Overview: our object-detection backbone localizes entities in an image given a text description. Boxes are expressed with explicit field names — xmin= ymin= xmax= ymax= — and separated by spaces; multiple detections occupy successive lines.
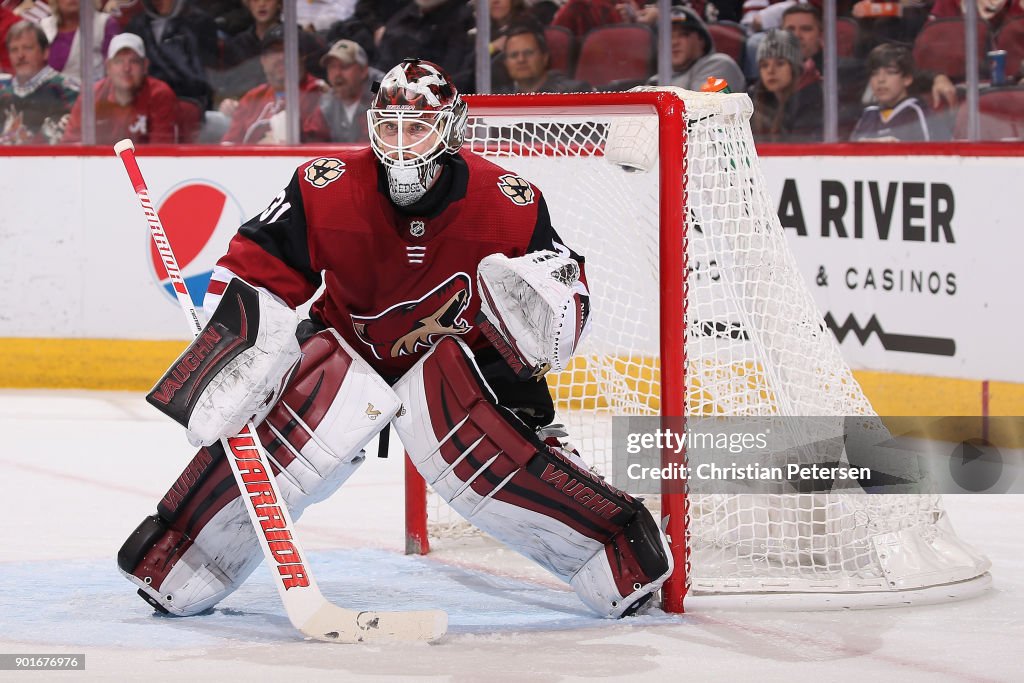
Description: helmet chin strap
xmin=386 ymin=158 xmax=442 ymax=206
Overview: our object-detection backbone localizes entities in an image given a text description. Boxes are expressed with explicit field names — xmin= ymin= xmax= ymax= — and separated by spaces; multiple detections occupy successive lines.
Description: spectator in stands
xmin=41 ymin=0 xmax=121 ymax=87
xmin=216 ymin=0 xmax=282 ymax=103
xmin=220 ymin=24 xmax=328 ymax=144
xmin=102 ymin=0 xmax=146 ymax=29
xmin=484 ymin=0 xmax=540 ymax=55
xmin=781 ymin=3 xmax=821 ymax=65
xmin=851 ymin=42 xmax=931 ymax=141
xmin=315 ymin=38 xmax=372 ymax=142
xmin=480 ymin=0 xmax=546 ymax=92
xmin=741 ymin=0 xmax=798 ymax=33
xmin=748 ymin=28 xmax=822 ymax=141
xmin=929 ymin=0 xmax=1023 ymax=30
xmin=530 ymin=0 xmax=561 ymax=26
xmin=742 ymin=1 xmax=796 ymax=82
xmin=323 ymin=19 xmax=375 ymax=67
xmin=202 ymin=0 xmax=252 ymax=37
xmin=551 ymin=0 xmax=623 ymax=36
xmin=627 ymin=1 xmax=743 ymax=27
xmin=297 ymin=0 xmax=354 ymax=34
xmin=849 ymin=0 xmax=924 ymax=52
xmin=10 ymin=1 xmax=51 ymax=24
xmin=0 ymin=20 xmax=78 ymax=143
xmin=352 ymin=0 xmax=409 ymax=48
xmin=781 ymin=3 xmax=955 ymax=137
xmin=647 ymin=6 xmax=746 ymax=91
xmin=127 ymin=0 xmax=218 ymax=111
xmin=61 ymin=32 xmax=177 ymax=143
xmin=374 ymin=0 xmax=474 ymax=92
xmin=713 ymin=1 xmax=748 ymax=23
xmin=0 ymin=4 xmax=20 ymax=73
xmin=496 ymin=23 xmax=591 ymax=93
xmin=782 ymin=3 xmax=958 ymax=108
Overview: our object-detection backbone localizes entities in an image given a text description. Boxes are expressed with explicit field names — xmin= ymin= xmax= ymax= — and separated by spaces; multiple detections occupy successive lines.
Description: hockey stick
xmin=114 ymin=139 xmax=447 ymax=644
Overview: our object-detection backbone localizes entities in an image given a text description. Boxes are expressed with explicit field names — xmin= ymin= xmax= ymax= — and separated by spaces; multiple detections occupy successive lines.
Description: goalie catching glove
xmin=146 ymin=278 xmax=301 ymax=446
xmin=476 ymin=250 xmax=591 ymax=379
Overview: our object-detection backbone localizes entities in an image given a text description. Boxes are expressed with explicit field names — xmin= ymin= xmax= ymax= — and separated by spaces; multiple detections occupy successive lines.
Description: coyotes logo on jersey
xmin=304 ymin=158 xmax=346 ymax=188
xmin=351 ymin=273 xmax=472 ymax=360
xmin=497 ymin=174 xmax=535 ymax=206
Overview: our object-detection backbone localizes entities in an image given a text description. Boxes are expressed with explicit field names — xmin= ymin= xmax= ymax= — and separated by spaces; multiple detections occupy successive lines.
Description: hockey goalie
xmin=118 ymin=58 xmax=672 ymax=620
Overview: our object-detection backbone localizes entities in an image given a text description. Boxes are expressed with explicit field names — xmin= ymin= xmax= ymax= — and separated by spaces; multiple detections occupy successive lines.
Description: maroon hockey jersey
xmin=212 ymin=147 xmax=585 ymax=378
xmin=850 ymin=97 xmax=931 ymax=142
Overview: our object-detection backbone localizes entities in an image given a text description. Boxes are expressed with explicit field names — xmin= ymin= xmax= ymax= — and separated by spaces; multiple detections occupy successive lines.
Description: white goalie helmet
xmin=367 ymin=59 xmax=469 ymax=205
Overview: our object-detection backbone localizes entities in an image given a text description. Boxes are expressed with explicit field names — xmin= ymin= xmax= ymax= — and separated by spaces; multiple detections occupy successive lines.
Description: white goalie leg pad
xmin=120 ymin=329 xmax=400 ymax=616
xmin=259 ymin=329 xmax=401 ymax=513
xmin=392 ymin=336 xmax=672 ymax=617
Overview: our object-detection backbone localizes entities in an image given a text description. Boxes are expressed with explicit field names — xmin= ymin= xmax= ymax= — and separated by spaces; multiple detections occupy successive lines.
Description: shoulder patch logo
xmin=497 ymin=173 xmax=535 ymax=206
xmin=304 ymin=158 xmax=346 ymax=188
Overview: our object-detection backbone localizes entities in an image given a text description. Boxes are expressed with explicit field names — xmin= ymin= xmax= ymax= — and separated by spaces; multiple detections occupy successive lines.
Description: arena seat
xmin=994 ymin=15 xmax=1024 ymax=81
xmin=574 ymin=24 xmax=654 ymax=88
xmin=953 ymin=85 xmax=1024 ymax=140
xmin=544 ymin=25 xmax=575 ymax=76
xmin=707 ymin=21 xmax=746 ymax=64
xmin=913 ymin=17 xmax=990 ymax=82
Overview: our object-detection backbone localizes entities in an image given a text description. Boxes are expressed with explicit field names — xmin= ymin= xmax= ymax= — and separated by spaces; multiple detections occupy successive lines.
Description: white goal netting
xmin=420 ymin=88 xmax=989 ymax=605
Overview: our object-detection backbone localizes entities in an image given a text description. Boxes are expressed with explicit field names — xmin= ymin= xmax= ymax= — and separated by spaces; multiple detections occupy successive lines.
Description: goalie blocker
xmin=393 ymin=336 xmax=672 ymax=617
xmin=145 ymin=277 xmax=302 ymax=447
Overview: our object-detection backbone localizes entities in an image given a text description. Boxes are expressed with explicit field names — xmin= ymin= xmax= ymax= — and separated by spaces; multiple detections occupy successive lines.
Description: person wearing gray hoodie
xmin=647 ymin=6 xmax=746 ymax=93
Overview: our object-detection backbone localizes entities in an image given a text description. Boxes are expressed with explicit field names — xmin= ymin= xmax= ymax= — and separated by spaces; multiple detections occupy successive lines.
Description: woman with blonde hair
xmin=41 ymin=0 xmax=121 ymax=87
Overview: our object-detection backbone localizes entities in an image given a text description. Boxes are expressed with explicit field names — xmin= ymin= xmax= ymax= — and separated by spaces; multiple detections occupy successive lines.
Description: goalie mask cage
xmin=403 ymin=88 xmax=991 ymax=613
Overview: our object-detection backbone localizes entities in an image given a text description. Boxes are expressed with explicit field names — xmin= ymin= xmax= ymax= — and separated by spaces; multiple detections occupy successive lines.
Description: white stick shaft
xmin=114 ymin=139 xmax=203 ymax=335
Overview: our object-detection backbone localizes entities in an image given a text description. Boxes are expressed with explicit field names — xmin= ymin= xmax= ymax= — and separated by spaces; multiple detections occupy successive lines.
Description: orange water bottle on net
xmin=701 ymin=76 xmax=732 ymax=94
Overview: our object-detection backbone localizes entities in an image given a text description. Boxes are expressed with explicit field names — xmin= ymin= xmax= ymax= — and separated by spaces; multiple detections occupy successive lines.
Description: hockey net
xmin=405 ymin=89 xmax=990 ymax=611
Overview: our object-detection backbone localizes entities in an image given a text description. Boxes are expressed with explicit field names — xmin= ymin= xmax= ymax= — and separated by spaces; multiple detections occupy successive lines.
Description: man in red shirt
xmin=61 ymin=32 xmax=176 ymax=144
xmin=219 ymin=24 xmax=328 ymax=144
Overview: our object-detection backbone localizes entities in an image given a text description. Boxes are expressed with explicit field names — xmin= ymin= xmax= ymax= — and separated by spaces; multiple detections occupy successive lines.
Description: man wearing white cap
xmin=316 ymin=39 xmax=374 ymax=143
xmin=61 ymin=32 xmax=177 ymax=144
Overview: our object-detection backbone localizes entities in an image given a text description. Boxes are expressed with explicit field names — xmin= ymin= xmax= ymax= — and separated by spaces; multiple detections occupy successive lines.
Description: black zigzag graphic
xmin=824 ymin=313 xmax=956 ymax=356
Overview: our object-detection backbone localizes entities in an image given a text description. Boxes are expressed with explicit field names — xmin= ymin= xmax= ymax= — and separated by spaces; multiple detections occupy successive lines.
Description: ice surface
xmin=0 ymin=389 xmax=1019 ymax=682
